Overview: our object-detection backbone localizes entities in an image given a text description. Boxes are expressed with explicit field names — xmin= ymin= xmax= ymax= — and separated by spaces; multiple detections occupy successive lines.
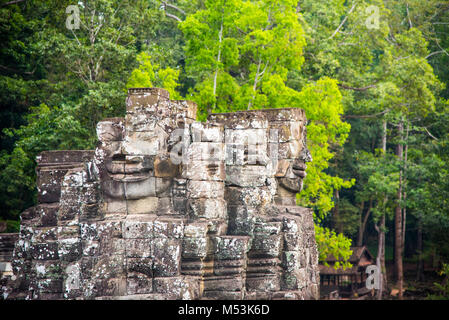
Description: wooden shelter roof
xmin=319 ymin=246 xmax=374 ymax=275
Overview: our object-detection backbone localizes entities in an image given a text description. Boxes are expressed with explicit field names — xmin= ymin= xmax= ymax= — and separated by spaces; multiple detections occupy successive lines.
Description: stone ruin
xmin=3 ymin=88 xmax=319 ymax=300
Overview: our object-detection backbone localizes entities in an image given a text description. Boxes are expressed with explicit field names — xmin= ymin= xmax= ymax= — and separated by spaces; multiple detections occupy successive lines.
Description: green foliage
xmin=0 ymin=104 xmax=89 ymax=219
xmin=427 ymin=263 xmax=449 ymax=300
xmin=315 ymin=224 xmax=353 ymax=269
xmin=126 ymin=52 xmax=182 ymax=99
xmin=180 ymin=0 xmax=307 ymax=118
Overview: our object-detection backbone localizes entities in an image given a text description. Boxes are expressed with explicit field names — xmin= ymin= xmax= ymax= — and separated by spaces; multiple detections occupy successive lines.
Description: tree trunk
xmin=402 ymin=122 xmax=409 ymax=260
xmin=395 ymin=120 xmax=404 ymax=299
xmin=332 ymin=189 xmax=342 ymax=233
xmin=356 ymin=201 xmax=365 ymax=246
xmin=375 ymin=213 xmax=386 ymax=300
xmin=416 ymin=215 xmax=424 ymax=281
xmin=357 ymin=199 xmax=372 ymax=247
xmin=376 ymin=119 xmax=389 ymax=300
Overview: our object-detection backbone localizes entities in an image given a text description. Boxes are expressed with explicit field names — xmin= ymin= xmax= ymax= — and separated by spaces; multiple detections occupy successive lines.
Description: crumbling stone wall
xmin=6 ymin=88 xmax=319 ymax=300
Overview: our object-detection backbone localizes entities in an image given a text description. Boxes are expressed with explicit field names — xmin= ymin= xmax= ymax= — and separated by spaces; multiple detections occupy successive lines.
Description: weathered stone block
xmin=32 ymin=261 xmax=61 ymax=280
xmin=37 ymin=279 xmax=63 ymax=293
xmin=182 ymin=237 xmax=208 ymax=259
xmin=31 ymin=227 xmax=58 ymax=243
xmin=249 ymin=234 xmax=282 ymax=257
xmin=153 ymin=219 xmax=184 ymax=239
xmin=37 ymin=169 xmax=68 ymax=203
xmin=153 ymin=276 xmax=199 ymax=300
xmin=124 ymin=177 xmax=156 ymax=200
xmin=58 ymin=238 xmax=81 ymax=262
xmin=31 ymin=242 xmax=59 ymax=260
xmin=122 ymin=220 xmax=153 ymax=239
xmin=96 ymin=118 xmax=125 ymax=142
xmin=246 ymin=274 xmax=281 ymax=292
xmin=127 ymin=258 xmax=153 ymax=277
xmin=153 ymin=238 xmax=180 ymax=277
xmin=125 ymin=239 xmax=152 ymax=258
xmin=187 ymin=180 xmax=224 ymax=199
xmin=182 ymin=161 xmax=225 ymax=181
xmin=225 ymin=166 xmax=268 ymax=187
xmin=127 ymin=272 xmax=153 ymax=295
xmin=212 ymin=236 xmax=249 ymax=261
xmin=188 ymin=198 xmax=226 ymax=220
xmin=127 ymin=197 xmax=159 ymax=215
xmin=227 ymin=206 xmax=256 ymax=236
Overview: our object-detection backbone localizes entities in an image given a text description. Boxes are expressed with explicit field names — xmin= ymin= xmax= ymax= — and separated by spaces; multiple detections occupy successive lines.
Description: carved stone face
xmin=97 ymin=89 xmax=192 ymax=204
xmin=278 ymin=148 xmax=312 ymax=194
xmin=275 ymin=125 xmax=312 ymax=200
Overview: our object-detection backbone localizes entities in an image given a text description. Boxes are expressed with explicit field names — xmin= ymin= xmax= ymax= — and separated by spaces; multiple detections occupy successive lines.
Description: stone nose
xmin=299 ymin=146 xmax=312 ymax=163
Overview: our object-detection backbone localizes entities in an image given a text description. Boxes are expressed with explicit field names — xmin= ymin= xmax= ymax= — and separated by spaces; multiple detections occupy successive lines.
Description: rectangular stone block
xmin=185 ymin=142 xmax=225 ymax=162
xmin=125 ymin=238 xmax=152 ymax=258
xmin=182 ymin=237 xmax=208 ymax=259
xmin=90 ymin=255 xmax=126 ymax=279
xmin=225 ymin=166 xmax=268 ymax=187
xmin=212 ymin=236 xmax=249 ymax=261
xmin=58 ymin=238 xmax=81 ymax=262
xmin=96 ymin=118 xmax=125 ymax=142
xmin=227 ymin=205 xmax=256 ymax=236
xmin=31 ymin=227 xmax=58 ymax=243
xmin=250 ymin=234 xmax=282 ymax=257
xmin=124 ymin=177 xmax=156 ymax=200
xmin=35 ymin=204 xmax=58 ymax=227
xmin=126 ymin=258 xmax=153 ymax=277
xmin=202 ymin=276 xmax=244 ymax=292
xmin=103 ymin=200 xmax=127 ymax=214
xmin=284 ymin=232 xmax=302 ymax=251
xmin=37 ymin=150 xmax=95 ymax=165
xmin=122 ymin=220 xmax=153 ymax=239
xmin=208 ymin=112 xmax=268 ymax=129
xmin=187 ymin=180 xmax=224 ymax=199
xmin=246 ymin=274 xmax=281 ymax=292
xmin=37 ymin=169 xmax=68 ymax=203
xmin=127 ymin=197 xmax=159 ymax=215
xmin=202 ymin=290 xmax=244 ymax=300
xmin=187 ymin=198 xmax=226 ymax=220
xmin=153 ymin=219 xmax=184 ymax=239
xmin=31 ymin=242 xmax=59 ymax=260
xmin=32 ymin=261 xmax=61 ymax=280
xmin=99 ymin=238 xmax=125 ymax=255
xmin=153 ymin=238 xmax=181 ymax=277
xmin=93 ymin=277 xmax=127 ymax=297
xmin=182 ymin=161 xmax=225 ymax=181
xmin=191 ymin=122 xmax=224 ymax=142
xmin=153 ymin=276 xmax=200 ymax=300
xmin=127 ymin=273 xmax=153 ymax=295
xmin=37 ymin=278 xmax=63 ymax=293
xmin=225 ymin=186 xmax=273 ymax=209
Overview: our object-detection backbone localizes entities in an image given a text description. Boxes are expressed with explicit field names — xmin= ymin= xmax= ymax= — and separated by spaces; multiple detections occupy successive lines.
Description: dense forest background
xmin=1 ymin=0 xmax=449 ymax=299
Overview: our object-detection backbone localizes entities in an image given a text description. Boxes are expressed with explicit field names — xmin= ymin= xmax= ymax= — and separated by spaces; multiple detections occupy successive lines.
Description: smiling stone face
xmin=268 ymin=111 xmax=312 ymax=205
xmin=276 ymin=141 xmax=312 ymax=197
xmin=96 ymin=88 xmax=197 ymax=214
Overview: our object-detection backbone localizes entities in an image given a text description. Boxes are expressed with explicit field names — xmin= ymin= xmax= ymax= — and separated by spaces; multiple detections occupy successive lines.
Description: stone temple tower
xmin=4 ymin=88 xmax=319 ymax=300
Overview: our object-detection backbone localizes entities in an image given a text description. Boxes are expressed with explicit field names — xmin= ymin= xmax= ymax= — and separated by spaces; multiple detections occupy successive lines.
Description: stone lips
xmin=4 ymin=87 xmax=319 ymax=300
